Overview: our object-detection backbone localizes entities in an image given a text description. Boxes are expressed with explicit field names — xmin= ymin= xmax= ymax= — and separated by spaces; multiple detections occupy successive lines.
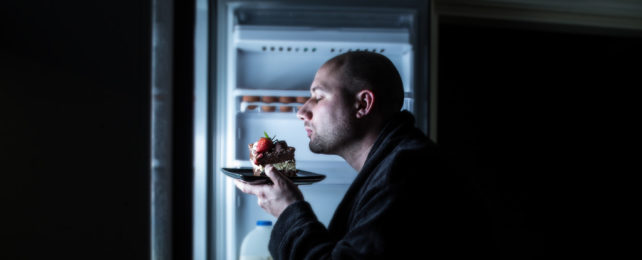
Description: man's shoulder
xmin=389 ymin=127 xmax=439 ymax=160
xmin=368 ymin=135 xmax=443 ymax=183
xmin=360 ymin=116 xmax=443 ymax=185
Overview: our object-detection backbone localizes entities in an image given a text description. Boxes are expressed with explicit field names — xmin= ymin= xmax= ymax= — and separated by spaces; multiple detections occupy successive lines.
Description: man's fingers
xmin=234 ymin=179 xmax=262 ymax=195
xmin=264 ymin=165 xmax=284 ymax=185
xmin=233 ymin=179 xmax=249 ymax=193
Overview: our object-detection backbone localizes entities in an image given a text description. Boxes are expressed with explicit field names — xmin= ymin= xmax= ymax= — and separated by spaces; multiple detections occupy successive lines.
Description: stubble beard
xmin=308 ymin=118 xmax=354 ymax=155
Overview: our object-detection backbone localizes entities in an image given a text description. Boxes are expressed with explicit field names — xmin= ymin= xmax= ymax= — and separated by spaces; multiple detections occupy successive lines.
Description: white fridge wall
xmin=236 ymin=50 xmax=329 ymax=90
xmin=234 ymin=25 xmax=413 ymax=91
xmin=236 ymin=48 xmax=412 ymax=92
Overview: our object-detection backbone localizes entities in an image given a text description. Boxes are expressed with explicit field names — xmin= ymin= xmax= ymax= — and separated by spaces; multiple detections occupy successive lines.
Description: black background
xmin=1 ymin=0 xmax=152 ymax=259
xmin=2 ymin=1 xmax=640 ymax=259
xmin=438 ymin=18 xmax=641 ymax=258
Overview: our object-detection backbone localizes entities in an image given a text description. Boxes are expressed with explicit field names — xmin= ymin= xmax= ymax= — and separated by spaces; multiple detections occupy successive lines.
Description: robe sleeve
xmin=268 ymin=182 xmax=407 ymax=260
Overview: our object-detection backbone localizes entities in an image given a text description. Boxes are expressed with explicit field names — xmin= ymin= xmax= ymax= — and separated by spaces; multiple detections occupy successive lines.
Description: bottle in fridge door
xmin=239 ymin=220 xmax=274 ymax=260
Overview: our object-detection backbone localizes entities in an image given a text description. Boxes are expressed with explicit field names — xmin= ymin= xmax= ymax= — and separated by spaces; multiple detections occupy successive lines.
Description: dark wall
xmin=437 ymin=19 xmax=641 ymax=258
xmin=1 ymin=0 xmax=151 ymax=259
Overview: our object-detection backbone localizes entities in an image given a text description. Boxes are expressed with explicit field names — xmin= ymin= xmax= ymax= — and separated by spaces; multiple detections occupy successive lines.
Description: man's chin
xmin=308 ymin=142 xmax=325 ymax=154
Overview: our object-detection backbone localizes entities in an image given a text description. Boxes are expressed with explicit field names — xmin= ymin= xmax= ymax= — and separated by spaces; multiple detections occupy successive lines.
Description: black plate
xmin=221 ymin=167 xmax=325 ymax=185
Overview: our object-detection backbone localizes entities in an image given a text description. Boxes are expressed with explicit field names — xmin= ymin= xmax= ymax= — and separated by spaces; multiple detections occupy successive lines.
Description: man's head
xmin=296 ymin=51 xmax=405 ymax=156
xmin=323 ymin=51 xmax=405 ymax=118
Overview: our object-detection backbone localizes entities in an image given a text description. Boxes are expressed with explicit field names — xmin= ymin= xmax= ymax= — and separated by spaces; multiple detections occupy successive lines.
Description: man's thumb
xmin=264 ymin=164 xmax=282 ymax=182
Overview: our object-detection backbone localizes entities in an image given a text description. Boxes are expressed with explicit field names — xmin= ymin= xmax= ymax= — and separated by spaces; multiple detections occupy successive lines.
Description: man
xmin=235 ymin=51 xmax=494 ymax=259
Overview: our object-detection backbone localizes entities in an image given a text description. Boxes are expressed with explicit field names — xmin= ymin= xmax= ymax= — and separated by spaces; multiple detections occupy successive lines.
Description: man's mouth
xmin=304 ymin=127 xmax=312 ymax=138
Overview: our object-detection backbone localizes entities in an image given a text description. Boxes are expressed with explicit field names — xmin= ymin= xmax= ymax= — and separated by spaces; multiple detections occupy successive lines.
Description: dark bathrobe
xmin=270 ymin=111 xmax=495 ymax=259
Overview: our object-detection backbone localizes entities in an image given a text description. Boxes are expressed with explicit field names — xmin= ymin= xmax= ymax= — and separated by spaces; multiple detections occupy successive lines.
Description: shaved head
xmin=323 ymin=51 xmax=405 ymax=119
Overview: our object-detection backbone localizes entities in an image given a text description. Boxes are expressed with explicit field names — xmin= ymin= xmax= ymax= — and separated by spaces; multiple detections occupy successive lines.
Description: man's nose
xmin=296 ymin=101 xmax=311 ymax=121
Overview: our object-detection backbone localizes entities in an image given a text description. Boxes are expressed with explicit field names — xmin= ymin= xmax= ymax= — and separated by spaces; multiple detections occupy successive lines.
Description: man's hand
xmin=234 ymin=165 xmax=304 ymax=218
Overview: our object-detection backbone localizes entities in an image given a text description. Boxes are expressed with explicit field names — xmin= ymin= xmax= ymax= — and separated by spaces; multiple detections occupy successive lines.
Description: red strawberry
xmin=252 ymin=154 xmax=262 ymax=165
xmin=254 ymin=137 xmax=272 ymax=153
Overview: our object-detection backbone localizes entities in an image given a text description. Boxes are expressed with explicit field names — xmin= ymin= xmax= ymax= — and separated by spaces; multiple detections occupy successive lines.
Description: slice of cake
xmin=249 ymin=132 xmax=296 ymax=177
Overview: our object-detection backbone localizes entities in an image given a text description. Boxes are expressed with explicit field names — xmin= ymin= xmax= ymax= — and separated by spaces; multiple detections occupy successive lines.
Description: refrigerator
xmin=193 ymin=1 xmax=431 ymax=259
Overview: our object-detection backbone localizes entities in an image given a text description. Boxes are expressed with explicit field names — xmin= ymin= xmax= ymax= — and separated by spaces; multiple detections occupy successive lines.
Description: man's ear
xmin=354 ymin=90 xmax=374 ymax=119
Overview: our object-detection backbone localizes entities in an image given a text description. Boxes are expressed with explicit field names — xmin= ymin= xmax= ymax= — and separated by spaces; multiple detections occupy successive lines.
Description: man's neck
xmin=339 ymin=130 xmax=380 ymax=173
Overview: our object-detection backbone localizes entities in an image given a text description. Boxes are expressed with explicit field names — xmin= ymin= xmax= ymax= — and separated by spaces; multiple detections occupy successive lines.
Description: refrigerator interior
xmin=213 ymin=2 xmax=426 ymax=259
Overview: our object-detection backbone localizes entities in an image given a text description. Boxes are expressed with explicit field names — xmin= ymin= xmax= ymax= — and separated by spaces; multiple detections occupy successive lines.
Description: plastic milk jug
xmin=240 ymin=220 xmax=273 ymax=260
